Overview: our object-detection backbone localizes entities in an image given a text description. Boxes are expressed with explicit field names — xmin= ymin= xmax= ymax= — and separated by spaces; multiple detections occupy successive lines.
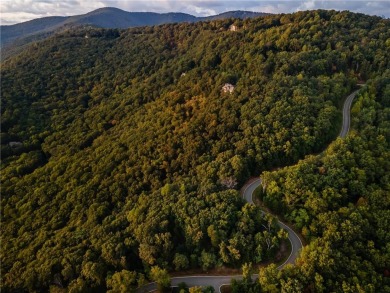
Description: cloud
xmin=0 ymin=0 xmax=106 ymax=24
xmin=1 ymin=0 xmax=389 ymax=25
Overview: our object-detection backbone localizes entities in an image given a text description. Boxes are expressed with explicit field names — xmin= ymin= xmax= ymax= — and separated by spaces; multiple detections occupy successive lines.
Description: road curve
xmin=241 ymin=178 xmax=303 ymax=269
xmin=136 ymin=87 xmax=361 ymax=293
xmin=137 ymin=275 xmax=244 ymax=293
xmin=136 ymin=179 xmax=303 ymax=293
xmin=339 ymin=89 xmax=360 ymax=138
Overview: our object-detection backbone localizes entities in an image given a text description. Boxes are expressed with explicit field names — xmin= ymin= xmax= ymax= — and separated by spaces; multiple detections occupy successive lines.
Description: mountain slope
xmin=0 ymin=7 xmax=267 ymax=57
xmin=202 ymin=10 xmax=266 ymax=21
xmin=1 ymin=10 xmax=389 ymax=292
xmin=1 ymin=16 xmax=65 ymax=46
xmin=59 ymin=7 xmax=197 ymax=28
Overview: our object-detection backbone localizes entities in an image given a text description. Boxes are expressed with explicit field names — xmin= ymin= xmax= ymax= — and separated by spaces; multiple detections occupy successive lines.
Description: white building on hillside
xmin=222 ymin=83 xmax=235 ymax=94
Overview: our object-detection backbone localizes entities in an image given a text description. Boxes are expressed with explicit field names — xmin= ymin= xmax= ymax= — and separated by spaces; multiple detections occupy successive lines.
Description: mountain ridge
xmin=1 ymin=7 xmax=268 ymax=52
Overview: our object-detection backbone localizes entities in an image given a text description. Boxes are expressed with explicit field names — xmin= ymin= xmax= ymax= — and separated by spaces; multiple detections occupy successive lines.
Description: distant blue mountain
xmin=1 ymin=7 xmax=268 ymax=48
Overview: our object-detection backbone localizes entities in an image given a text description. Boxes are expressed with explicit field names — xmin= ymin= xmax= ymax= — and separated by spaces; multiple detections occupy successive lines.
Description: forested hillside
xmin=253 ymin=73 xmax=390 ymax=292
xmin=229 ymin=73 xmax=390 ymax=293
xmin=1 ymin=10 xmax=390 ymax=292
xmin=1 ymin=7 xmax=266 ymax=60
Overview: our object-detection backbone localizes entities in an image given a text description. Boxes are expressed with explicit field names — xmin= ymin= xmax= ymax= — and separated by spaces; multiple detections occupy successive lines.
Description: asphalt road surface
xmin=339 ymin=89 xmax=360 ymax=138
xmin=136 ymin=87 xmax=361 ymax=293
xmin=241 ymin=178 xmax=303 ymax=269
xmin=136 ymin=179 xmax=303 ymax=293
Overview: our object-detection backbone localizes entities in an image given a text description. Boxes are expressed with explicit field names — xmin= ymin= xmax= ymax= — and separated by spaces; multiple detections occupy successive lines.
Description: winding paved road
xmin=241 ymin=178 xmax=303 ymax=269
xmin=136 ymin=87 xmax=361 ymax=293
xmin=340 ymin=89 xmax=360 ymax=138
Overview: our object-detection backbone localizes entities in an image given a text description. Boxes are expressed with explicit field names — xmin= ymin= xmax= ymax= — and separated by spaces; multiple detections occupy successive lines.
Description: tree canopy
xmin=258 ymin=73 xmax=390 ymax=292
xmin=1 ymin=10 xmax=389 ymax=292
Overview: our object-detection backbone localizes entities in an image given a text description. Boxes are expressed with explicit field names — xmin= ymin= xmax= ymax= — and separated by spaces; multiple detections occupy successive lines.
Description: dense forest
xmin=1 ymin=10 xmax=390 ymax=292
xmin=231 ymin=73 xmax=390 ymax=292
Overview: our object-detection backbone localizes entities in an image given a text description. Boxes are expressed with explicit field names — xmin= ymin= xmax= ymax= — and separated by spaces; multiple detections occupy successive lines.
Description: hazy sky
xmin=1 ymin=0 xmax=389 ymax=25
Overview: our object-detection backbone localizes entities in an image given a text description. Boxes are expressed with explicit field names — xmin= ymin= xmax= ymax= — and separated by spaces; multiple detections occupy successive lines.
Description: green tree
xmin=242 ymin=262 xmax=253 ymax=283
xmin=189 ymin=286 xmax=203 ymax=293
xmin=199 ymin=251 xmax=216 ymax=271
xmin=107 ymin=270 xmax=137 ymax=293
xmin=150 ymin=266 xmax=171 ymax=293
xmin=259 ymin=264 xmax=279 ymax=293
xmin=173 ymin=253 xmax=189 ymax=270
